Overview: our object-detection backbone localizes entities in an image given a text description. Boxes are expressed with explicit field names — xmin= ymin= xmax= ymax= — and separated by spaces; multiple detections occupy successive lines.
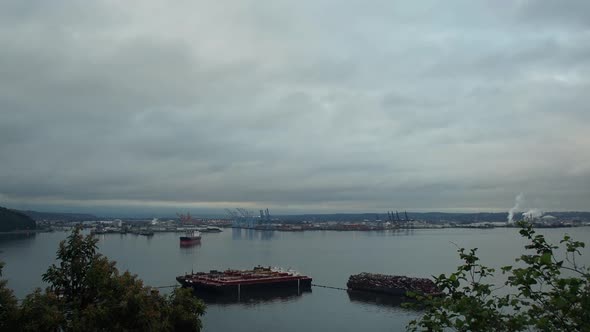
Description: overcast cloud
xmin=1 ymin=0 xmax=589 ymax=214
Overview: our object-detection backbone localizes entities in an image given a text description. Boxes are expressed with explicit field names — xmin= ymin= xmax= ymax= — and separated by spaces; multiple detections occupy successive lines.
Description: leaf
xmin=407 ymin=222 xmax=589 ymax=332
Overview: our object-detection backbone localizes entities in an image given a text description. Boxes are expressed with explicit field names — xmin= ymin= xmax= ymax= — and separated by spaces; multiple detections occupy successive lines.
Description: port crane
xmin=405 ymin=211 xmax=414 ymax=222
xmin=177 ymin=212 xmax=193 ymax=224
xmin=224 ymin=208 xmax=256 ymax=219
xmin=259 ymin=209 xmax=271 ymax=222
xmin=236 ymin=208 xmax=253 ymax=218
xmin=224 ymin=208 xmax=258 ymax=228
xmin=385 ymin=210 xmax=414 ymax=224
xmin=224 ymin=209 xmax=238 ymax=218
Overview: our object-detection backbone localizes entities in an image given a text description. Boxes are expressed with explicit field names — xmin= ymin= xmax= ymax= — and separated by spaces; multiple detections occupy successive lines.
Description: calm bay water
xmin=1 ymin=227 xmax=589 ymax=331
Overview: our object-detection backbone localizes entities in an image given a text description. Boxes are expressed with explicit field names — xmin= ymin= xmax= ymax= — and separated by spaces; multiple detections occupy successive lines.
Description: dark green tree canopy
xmin=0 ymin=206 xmax=36 ymax=232
xmin=408 ymin=222 xmax=590 ymax=332
xmin=0 ymin=227 xmax=205 ymax=332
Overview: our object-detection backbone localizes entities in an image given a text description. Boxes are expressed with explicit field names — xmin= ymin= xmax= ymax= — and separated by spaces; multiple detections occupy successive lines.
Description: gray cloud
xmin=514 ymin=0 xmax=590 ymax=27
xmin=1 ymin=0 xmax=589 ymax=214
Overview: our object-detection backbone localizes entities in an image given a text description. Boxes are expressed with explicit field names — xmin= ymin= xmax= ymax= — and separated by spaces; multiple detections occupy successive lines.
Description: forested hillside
xmin=0 ymin=206 xmax=36 ymax=232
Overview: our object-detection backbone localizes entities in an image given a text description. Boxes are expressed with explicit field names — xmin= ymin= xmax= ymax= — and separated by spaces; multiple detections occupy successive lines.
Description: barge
xmin=176 ymin=266 xmax=312 ymax=294
xmin=347 ymin=272 xmax=440 ymax=297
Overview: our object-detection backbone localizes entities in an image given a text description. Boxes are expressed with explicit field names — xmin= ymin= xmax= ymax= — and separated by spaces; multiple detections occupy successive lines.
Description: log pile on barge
xmin=347 ymin=273 xmax=439 ymax=296
xmin=176 ymin=266 xmax=312 ymax=294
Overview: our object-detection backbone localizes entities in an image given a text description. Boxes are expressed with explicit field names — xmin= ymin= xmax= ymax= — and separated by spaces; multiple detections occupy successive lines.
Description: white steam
xmin=507 ymin=193 xmax=525 ymax=224
xmin=522 ymin=209 xmax=542 ymax=221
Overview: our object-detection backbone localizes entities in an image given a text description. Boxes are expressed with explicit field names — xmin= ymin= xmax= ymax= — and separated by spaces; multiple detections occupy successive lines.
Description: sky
xmin=1 ymin=0 xmax=589 ymax=216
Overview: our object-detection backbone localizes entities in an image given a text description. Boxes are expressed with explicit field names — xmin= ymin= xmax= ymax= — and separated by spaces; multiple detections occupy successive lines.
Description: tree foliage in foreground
xmin=408 ymin=222 xmax=590 ymax=331
xmin=0 ymin=227 xmax=205 ymax=332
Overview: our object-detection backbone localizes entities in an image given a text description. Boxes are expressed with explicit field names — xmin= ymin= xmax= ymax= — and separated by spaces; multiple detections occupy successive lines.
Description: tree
xmin=0 ymin=262 xmax=19 ymax=331
xmin=407 ymin=222 xmax=590 ymax=331
xmin=1 ymin=227 xmax=205 ymax=331
xmin=167 ymin=288 xmax=206 ymax=332
xmin=17 ymin=289 xmax=63 ymax=332
xmin=0 ymin=206 xmax=36 ymax=232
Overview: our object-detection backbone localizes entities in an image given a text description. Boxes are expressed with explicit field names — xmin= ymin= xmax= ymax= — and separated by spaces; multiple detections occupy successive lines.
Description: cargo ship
xmin=180 ymin=230 xmax=201 ymax=246
xmin=176 ymin=266 xmax=312 ymax=294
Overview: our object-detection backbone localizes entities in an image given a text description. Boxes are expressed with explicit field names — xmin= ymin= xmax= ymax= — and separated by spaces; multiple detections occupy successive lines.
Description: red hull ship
xmin=180 ymin=230 xmax=201 ymax=246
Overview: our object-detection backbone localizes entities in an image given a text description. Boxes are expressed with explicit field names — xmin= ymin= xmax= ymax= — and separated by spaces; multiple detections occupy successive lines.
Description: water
xmin=1 ymin=227 xmax=589 ymax=331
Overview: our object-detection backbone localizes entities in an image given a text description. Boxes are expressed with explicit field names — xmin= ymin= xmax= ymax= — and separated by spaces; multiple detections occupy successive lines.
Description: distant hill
xmin=277 ymin=212 xmax=510 ymax=223
xmin=277 ymin=211 xmax=590 ymax=224
xmin=0 ymin=206 xmax=36 ymax=232
xmin=20 ymin=210 xmax=97 ymax=222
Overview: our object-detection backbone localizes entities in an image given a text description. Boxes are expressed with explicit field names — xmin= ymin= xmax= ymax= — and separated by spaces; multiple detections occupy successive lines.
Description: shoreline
xmin=0 ymin=229 xmax=49 ymax=235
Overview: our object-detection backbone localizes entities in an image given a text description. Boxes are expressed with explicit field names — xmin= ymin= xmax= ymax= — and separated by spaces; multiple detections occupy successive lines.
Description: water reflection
xmin=193 ymin=288 xmax=311 ymax=306
xmin=232 ymin=228 xmax=242 ymax=240
xmin=259 ymin=230 xmax=275 ymax=241
xmin=180 ymin=242 xmax=202 ymax=254
xmin=232 ymin=228 xmax=275 ymax=241
xmin=246 ymin=229 xmax=255 ymax=241
xmin=388 ymin=229 xmax=415 ymax=236
xmin=347 ymin=290 xmax=417 ymax=309
xmin=0 ymin=232 xmax=37 ymax=245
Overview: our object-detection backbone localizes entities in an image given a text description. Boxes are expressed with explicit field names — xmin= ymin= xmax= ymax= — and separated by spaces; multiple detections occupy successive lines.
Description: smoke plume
xmin=522 ymin=209 xmax=542 ymax=221
xmin=507 ymin=193 xmax=525 ymax=223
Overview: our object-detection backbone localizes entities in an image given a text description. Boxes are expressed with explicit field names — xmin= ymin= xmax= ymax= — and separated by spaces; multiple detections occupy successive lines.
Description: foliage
xmin=407 ymin=222 xmax=590 ymax=331
xmin=0 ymin=227 xmax=205 ymax=331
xmin=0 ymin=262 xmax=19 ymax=331
xmin=17 ymin=289 xmax=63 ymax=332
xmin=167 ymin=288 xmax=206 ymax=332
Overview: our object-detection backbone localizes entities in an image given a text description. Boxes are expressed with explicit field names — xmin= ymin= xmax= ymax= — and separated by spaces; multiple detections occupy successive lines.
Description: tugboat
xmin=180 ymin=230 xmax=201 ymax=246
xmin=200 ymin=226 xmax=222 ymax=233
xmin=139 ymin=229 xmax=154 ymax=236
xmin=91 ymin=226 xmax=107 ymax=235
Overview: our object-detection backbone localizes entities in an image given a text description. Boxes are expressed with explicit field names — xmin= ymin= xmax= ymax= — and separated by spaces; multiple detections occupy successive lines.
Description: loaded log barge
xmin=176 ymin=266 xmax=312 ymax=294
xmin=347 ymin=273 xmax=440 ymax=297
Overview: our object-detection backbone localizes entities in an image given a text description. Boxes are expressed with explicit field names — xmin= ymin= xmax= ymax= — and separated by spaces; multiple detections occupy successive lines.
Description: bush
xmin=0 ymin=227 xmax=205 ymax=332
xmin=408 ymin=222 xmax=590 ymax=332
